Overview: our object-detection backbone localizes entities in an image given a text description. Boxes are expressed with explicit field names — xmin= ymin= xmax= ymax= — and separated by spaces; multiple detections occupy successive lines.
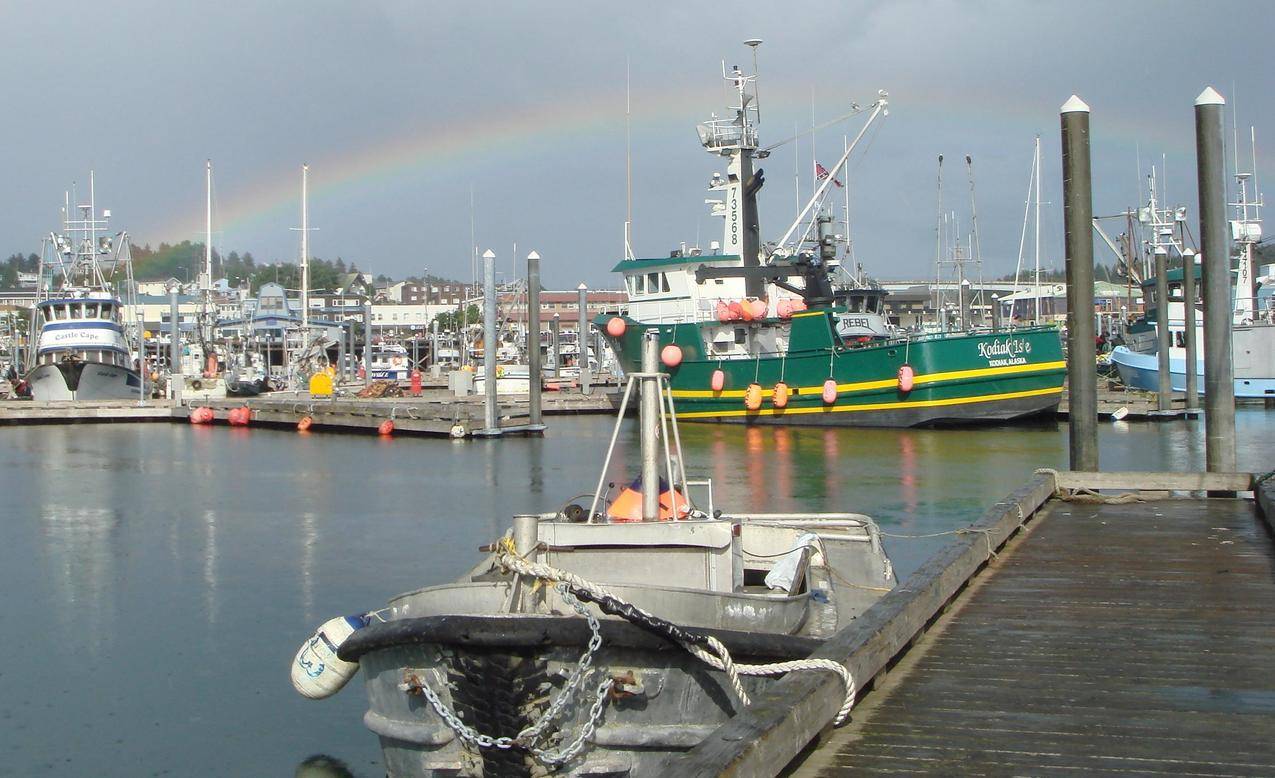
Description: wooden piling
xmin=1182 ymin=247 xmax=1199 ymax=408
xmin=1061 ymin=95 xmax=1097 ymax=470
xmin=1194 ymin=87 xmax=1236 ymax=472
xmin=527 ymin=251 xmax=543 ymax=426
xmin=1154 ymin=246 xmax=1173 ymax=409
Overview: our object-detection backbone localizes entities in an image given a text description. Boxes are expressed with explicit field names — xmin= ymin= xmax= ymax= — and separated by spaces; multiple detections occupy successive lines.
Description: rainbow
xmin=153 ymin=84 xmax=716 ymax=246
xmin=151 ymin=77 xmax=1207 ymax=249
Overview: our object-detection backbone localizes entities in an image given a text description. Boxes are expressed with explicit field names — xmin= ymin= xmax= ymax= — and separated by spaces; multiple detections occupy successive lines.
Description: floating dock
xmin=670 ymin=469 xmax=1274 ymax=776
xmin=1056 ymin=384 xmax=1199 ymax=419
xmin=0 ymin=399 xmax=175 ymax=425
xmin=0 ymin=388 xmax=616 ymax=437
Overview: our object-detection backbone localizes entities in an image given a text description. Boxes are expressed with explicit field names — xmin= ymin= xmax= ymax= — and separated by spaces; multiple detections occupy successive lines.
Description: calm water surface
xmin=1 ymin=411 xmax=1271 ymax=776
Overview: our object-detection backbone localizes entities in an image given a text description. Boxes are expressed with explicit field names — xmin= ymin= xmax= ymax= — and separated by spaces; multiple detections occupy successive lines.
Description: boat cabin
xmin=33 ymin=295 xmax=132 ymax=370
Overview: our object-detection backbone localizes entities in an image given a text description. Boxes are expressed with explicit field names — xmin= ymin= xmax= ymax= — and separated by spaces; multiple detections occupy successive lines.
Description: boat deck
xmin=796 ymin=496 xmax=1275 ymax=776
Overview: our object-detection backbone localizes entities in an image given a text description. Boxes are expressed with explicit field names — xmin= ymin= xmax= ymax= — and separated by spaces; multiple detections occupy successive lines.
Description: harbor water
xmin=1 ymin=412 xmax=1271 ymax=776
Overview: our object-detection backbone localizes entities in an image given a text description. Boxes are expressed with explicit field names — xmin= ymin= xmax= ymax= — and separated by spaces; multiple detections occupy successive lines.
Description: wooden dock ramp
xmin=667 ymin=470 xmax=1275 ymax=777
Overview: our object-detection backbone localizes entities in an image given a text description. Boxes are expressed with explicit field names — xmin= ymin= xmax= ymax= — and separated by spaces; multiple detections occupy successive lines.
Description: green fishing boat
xmin=597 ymin=45 xmax=1065 ymax=427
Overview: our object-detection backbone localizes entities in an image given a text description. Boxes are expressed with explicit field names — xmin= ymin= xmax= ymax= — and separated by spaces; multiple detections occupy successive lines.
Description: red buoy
xmin=660 ymin=344 xmax=683 ymax=368
xmin=605 ymin=317 xmax=627 ymax=337
xmin=772 ymin=381 xmax=790 ymax=409
xmin=228 ymin=406 xmax=252 ymax=426
xmin=897 ymin=364 xmax=915 ymax=393
xmin=822 ymin=378 xmax=838 ymax=404
xmin=710 ymin=369 xmax=725 ymax=392
xmin=297 ymin=416 xmax=313 ymax=432
xmin=378 ymin=419 xmax=395 ymax=436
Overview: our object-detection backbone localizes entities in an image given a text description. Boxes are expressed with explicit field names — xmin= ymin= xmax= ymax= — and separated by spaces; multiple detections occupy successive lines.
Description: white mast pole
xmin=843 ymin=134 xmax=852 ymax=269
xmin=205 ymin=160 xmax=213 ymax=285
xmin=624 ymin=57 xmax=634 ymax=260
xmin=301 ymin=164 xmax=310 ymax=350
xmin=935 ymin=155 xmax=943 ymax=318
xmin=1033 ymin=135 xmax=1041 ymax=325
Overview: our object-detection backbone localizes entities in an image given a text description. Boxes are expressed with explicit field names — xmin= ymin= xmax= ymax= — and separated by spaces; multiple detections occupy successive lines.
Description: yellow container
xmin=309 ymin=372 xmax=334 ymax=397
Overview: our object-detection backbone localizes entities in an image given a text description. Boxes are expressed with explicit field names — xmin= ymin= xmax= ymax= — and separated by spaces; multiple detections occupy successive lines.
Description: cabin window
xmin=85 ymin=303 xmax=99 ymax=318
xmin=661 ymin=274 xmax=671 ymax=292
xmin=647 ymin=273 xmax=660 ymax=295
xmin=735 ymin=327 xmax=746 ymax=344
xmin=634 ymin=275 xmax=646 ymax=295
xmin=72 ymin=304 xmax=84 ymax=319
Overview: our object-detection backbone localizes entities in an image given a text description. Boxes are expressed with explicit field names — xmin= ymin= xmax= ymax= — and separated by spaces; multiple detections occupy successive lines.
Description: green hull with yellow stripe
xmin=598 ymin=310 xmax=1065 ymax=428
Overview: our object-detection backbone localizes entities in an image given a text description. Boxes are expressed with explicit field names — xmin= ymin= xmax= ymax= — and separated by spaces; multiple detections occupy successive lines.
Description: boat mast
xmin=934 ymin=155 xmax=943 ymax=320
xmin=204 ymin=160 xmax=214 ymax=344
xmin=300 ymin=164 xmax=310 ymax=351
xmin=699 ymin=40 xmax=765 ymax=298
xmin=966 ymin=154 xmax=984 ymax=324
xmin=624 ymin=57 xmax=635 ymax=261
xmin=1033 ymin=135 xmax=1041 ymax=325
xmin=1229 ymin=126 xmax=1263 ymax=323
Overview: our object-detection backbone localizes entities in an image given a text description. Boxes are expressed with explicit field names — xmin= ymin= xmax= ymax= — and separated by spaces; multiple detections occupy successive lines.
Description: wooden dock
xmin=177 ymin=388 xmax=615 ymax=437
xmin=1057 ymin=384 xmax=1199 ymax=420
xmin=0 ymin=386 xmax=616 ymax=436
xmin=669 ymin=470 xmax=1274 ymax=776
xmin=0 ymin=399 xmax=174 ymax=425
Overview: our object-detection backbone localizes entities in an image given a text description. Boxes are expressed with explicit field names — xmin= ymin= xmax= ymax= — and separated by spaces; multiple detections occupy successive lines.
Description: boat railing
xmin=696 ymin=119 xmax=758 ymax=151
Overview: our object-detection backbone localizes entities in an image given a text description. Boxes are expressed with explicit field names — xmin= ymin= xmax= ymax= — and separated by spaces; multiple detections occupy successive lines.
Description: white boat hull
xmin=27 ymin=361 xmax=141 ymax=402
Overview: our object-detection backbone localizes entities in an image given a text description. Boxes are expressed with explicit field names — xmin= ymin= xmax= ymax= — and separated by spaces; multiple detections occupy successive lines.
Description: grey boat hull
xmin=342 ymin=615 xmax=821 ymax=777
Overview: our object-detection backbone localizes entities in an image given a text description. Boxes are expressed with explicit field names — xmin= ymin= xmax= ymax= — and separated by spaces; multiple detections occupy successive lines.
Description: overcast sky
xmin=0 ymin=0 xmax=1270 ymax=289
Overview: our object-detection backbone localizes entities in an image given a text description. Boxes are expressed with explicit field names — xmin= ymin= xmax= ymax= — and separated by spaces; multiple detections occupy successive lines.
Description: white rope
xmin=496 ymin=546 xmax=860 ymax=725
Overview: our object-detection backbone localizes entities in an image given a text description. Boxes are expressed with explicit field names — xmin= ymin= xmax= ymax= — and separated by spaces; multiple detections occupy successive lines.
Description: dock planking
xmin=668 ymin=471 xmax=1271 ymax=776
xmin=792 ymin=490 xmax=1275 ymax=776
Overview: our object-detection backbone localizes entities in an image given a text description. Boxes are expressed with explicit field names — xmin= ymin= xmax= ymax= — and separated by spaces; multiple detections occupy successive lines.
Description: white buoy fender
xmin=291 ymin=614 xmax=369 ymax=699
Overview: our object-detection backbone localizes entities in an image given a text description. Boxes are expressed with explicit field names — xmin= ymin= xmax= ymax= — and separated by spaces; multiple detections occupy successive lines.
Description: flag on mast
xmin=815 ymin=162 xmax=843 ymax=188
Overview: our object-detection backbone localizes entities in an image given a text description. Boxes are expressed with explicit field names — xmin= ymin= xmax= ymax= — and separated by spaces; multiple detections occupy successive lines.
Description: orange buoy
xmin=727 ymin=301 xmax=743 ymax=321
xmin=739 ymin=300 xmax=754 ymax=322
xmin=710 ymin=369 xmax=725 ymax=392
xmin=744 ymin=382 xmax=763 ymax=411
xmin=750 ymin=299 xmax=768 ymax=319
xmin=773 ymin=381 xmax=790 ymax=409
xmin=822 ymin=378 xmax=838 ymax=404
xmin=228 ymin=406 xmax=251 ymax=426
xmin=378 ymin=419 xmax=395 ymax=436
xmin=897 ymin=364 xmax=915 ymax=393
xmin=777 ymin=299 xmax=794 ymax=319
xmin=189 ymin=406 xmax=214 ymax=425
xmin=716 ymin=301 xmax=733 ymax=322
xmin=605 ymin=317 xmax=627 ymax=337
xmin=791 ymin=298 xmax=808 ymax=312
xmin=297 ymin=415 xmax=313 ymax=432
xmin=660 ymin=344 xmax=683 ymax=368
xmin=605 ymin=477 xmax=691 ymax=522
